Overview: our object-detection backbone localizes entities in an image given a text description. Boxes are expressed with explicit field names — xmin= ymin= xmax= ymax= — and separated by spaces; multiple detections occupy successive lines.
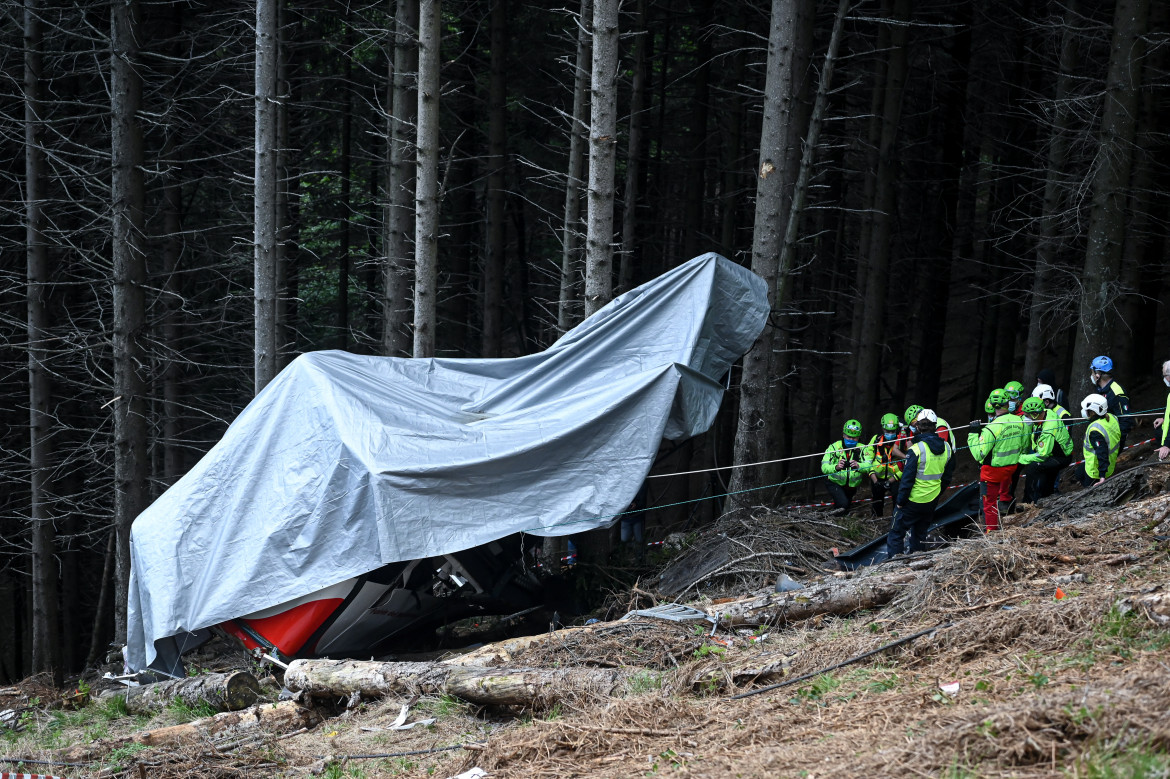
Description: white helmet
xmin=915 ymin=408 xmax=938 ymax=424
xmin=1081 ymin=394 xmax=1107 ymax=418
xmin=1032 ymin=383 xmax=1055 ymax=401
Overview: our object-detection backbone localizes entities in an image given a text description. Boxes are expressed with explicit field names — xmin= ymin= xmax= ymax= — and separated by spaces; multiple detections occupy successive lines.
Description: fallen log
xmin=285 ymin=658 xmax=634 ymax=707
xmin=444 ymin=666 xmax=628 ymax=706
xmin=284 ymin=659 xmax=451 ymax=699
xmin=444 ymin=625 xmax=602 ymax=667
xmin=59 ymin=700 xmax=318 ymax=762
xmin=705 ymin=571 xmax=919 ymax=622
xmin=101 ymin=671 xmax=262 ymax=715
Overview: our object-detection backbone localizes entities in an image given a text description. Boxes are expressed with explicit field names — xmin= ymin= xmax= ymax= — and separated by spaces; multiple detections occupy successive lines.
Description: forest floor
xmin=4 ymin=445 xmax=1170 ymax=778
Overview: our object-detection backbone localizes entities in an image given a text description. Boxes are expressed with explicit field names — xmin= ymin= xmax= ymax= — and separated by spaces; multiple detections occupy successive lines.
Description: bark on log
xmin=285 ymin=659 xmax=451 ymax=698
xmin=443 ymin=625 xmax=602 ymax=667
xmin=705 ymin=571 xmax=919 ymax=622
xmin=102 ymin=671 xmax=262 ymax=714
xmin=285 ymin=658 xmax=633 ymax=707
xmin=445 ymin=666 xmax=627 ymax=706
xmin=59 ymin=700 xmax=317 ymax=762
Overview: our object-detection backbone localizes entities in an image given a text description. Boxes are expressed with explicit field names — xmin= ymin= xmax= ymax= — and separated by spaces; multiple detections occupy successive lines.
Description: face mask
xmin=908 ymin=426 xmax=917 ymax=434
xmin=1008 ymin=401 xmax=1017 ymax=412
xmin=1024 ymin=417 xmax=1034 ymax=425
xmin=843 ymin=438 xmax=857 ymax=447
xmin=1164 ymin=377 xmax=1170 ymax=388
xmin=1090 ymin=371 xmax=1098 ymax=383
xmin=883 ymin=431 xmax=896 ymax=441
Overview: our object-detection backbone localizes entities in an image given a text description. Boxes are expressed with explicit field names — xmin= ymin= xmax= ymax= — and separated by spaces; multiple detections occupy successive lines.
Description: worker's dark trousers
xmin=825 ymin=480 xmax=856 ymax=514
xmin=1023 ymin=454 xmax=1072 ymax=503
xmin=870 ymin=479 xmax=894 ymax=517
xmin=886 ymin=500 xmax=937 ymax=556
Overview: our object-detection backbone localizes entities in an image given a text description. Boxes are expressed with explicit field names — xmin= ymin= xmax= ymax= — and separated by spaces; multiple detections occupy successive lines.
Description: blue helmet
xmin=1091 ymin=355 xmax=1113 ymax=373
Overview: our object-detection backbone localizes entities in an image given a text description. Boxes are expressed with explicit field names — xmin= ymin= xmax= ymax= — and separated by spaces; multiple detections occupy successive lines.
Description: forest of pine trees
xmin=0 ymin=0 xmax=1166 ymax=681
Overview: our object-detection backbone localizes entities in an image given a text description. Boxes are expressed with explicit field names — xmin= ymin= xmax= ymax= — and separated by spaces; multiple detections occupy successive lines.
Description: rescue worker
xmin=1004 ymin=381 xmax=1026 ymax=415
xmin=1004 ymin=379 xmax=1028 ymax=501
xmin=866 ymin=413 xmax=904 ymax=517
xmin=1032 ymin=384 xmax=1071 ymax=423
xmin=1156 ymin=360 xmax=1170 ymax=461
xmin=1017 ymin=397 xmax=1074 ymax=502
xmin=1074 ymin=393 xmax=1120 ymax=487
xmin=1036 ymin=368 xmax=1069 ymax=412
xmin=968 ymin=388 xmax=1025 ymax=532
xmin=897 ymin=404 xmax=953 ymax=456
xmin=1090 ymin=356 xmax=1132 ymax=449
xmin=886 ymin=409 xmax=954 ymax=556
xmin=821 ymin=419 xmax=871 ymax=515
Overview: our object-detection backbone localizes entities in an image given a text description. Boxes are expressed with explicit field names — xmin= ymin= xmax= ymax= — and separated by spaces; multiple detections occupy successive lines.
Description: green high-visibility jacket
xmin=1022 ymin=408 xmax=1074 ymax=462
xmin=822 ymin=440 xmax=872 ymax=487
xmin=967 ymin=413 xmax=1025 ymax=467
xmin=1083 ymin=413 xmax=1121 ymax=480
xmin=1161 ymin=392 xmax=1170 ymax=448
xmin=908 ymin=440 xmax=950 ymax=503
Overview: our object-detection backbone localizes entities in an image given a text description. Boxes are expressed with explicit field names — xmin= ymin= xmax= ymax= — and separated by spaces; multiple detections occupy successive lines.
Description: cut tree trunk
xmin=59 ymin=701 xmax=318 ymax=762
xmin=706 ymin=571 xmax=919 ymax=623
xmin=102 ymin=671 xmax=262 ymax=715
xmin=445 ymin=666 xmax=627 ymax=706
xmin=285 ymin=658 xmax=633 ymax=708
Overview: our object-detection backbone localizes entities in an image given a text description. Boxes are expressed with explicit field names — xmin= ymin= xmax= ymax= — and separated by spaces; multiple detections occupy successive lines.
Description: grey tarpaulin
xmin=126 ymin=253 xmax=767 ymax=670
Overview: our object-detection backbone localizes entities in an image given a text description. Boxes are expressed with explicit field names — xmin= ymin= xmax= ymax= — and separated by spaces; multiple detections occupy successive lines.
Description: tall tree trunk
xmin=413 ymin=0 xmax=441 ymax=357
xmin=25 ymin=0 xmax=59 ymax=678
xmin=853 ymin=0 xmax=912 ymax=427
xmin=1023 ymin=0 xmax=1079 ymax=384
xmin=275 ymin=1 xmax=295 ymax=368
xmin=383 ymin=0 xmax=419 ymax=357
xmin=254 ymin=0 xmax=279 ymax=390
xmin=337 ymin=20 xmax=353 ymax=350
xmin=583 ymin=0 xmax=618 ymax=317
xmin=1069 ymin=0 xmax=1149 ymax=401
xmin=778 ymin=0 xmax=849 ymax=300
xmin=618 ymin=0 xmax=647 ymax=294
xmin=681 ymin=0 xmax=712 ymax=261
xmin=482 ymin=0 xmax=508 ymax=357
xmin=111 ymin=0 xmax=149 ymax=650
xmin=914 ymin=1 xmax=970 ymax=408
xmin=847 ymin=4 xmax=891 ymax=374
xmin=718 ymin=39 xmax=745 ymax=258
xmin=557 ymin=0 xmax=591 ymax=332
xmin=726 ymin=0 xmax=799 ymax=511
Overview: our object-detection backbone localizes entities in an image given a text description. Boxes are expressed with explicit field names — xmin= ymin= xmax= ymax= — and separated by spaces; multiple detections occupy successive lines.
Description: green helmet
xmin=880 ymin=413 xmax=899 ymax=431
xmin=1021 ymin=396 xmax=1045 ymax=415
xmin=988 ymin=388 xmax=1008 ymax=408
xmin=984 ymin=398 xmax=994 ymax=415
xmin=904 ymin=405 xmax=924 ymax=425
xmin=1004 ymin=380 xmax=1024 ymax=400
xmin=843 ymin=419 xmax=862 ymax=438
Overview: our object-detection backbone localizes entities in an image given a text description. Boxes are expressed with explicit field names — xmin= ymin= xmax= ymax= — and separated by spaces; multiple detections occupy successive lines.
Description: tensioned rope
xmin=518 ymin=407 xmax=1166 ymax=536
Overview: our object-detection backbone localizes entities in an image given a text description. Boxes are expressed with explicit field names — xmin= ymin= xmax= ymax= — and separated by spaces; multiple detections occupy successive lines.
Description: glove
xmin=970 ymin=420 xmax=982 ymax=434
xmin=1018 ymin=454 xmax=1039 ymax=465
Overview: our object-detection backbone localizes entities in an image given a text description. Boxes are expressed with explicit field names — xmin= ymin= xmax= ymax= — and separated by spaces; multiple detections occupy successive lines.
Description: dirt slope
xmin=4 ymin=463 xmax=1170 ymax=778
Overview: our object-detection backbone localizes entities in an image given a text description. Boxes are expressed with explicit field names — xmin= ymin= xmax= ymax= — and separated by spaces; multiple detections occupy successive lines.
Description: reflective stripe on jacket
xmin=967 ymin=413 xmax=1025 ymax=467
xmin=822 ymin=440 xmax=871 ymax=487
xmin=1032 ymin=408 xmax=1074 ymax=458
xmin=908 ymin=440 xmax=949 ymax=503
xmin=1162 ymin=393 xmax=1170 ymax=448
xmin=866 ymin=435 xmax=903 ymax=480
xmin=1083 ymin=414 xmax=1120 ymax=480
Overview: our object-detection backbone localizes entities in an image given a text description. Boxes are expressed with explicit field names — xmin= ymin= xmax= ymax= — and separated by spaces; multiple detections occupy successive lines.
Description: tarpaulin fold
xmin=126 ymin=253 xmax=768 ymax=669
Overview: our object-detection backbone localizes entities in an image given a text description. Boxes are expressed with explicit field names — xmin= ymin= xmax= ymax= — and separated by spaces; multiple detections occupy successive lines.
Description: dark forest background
xmin=1 ymin=0 xmax=1166 ymax=681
